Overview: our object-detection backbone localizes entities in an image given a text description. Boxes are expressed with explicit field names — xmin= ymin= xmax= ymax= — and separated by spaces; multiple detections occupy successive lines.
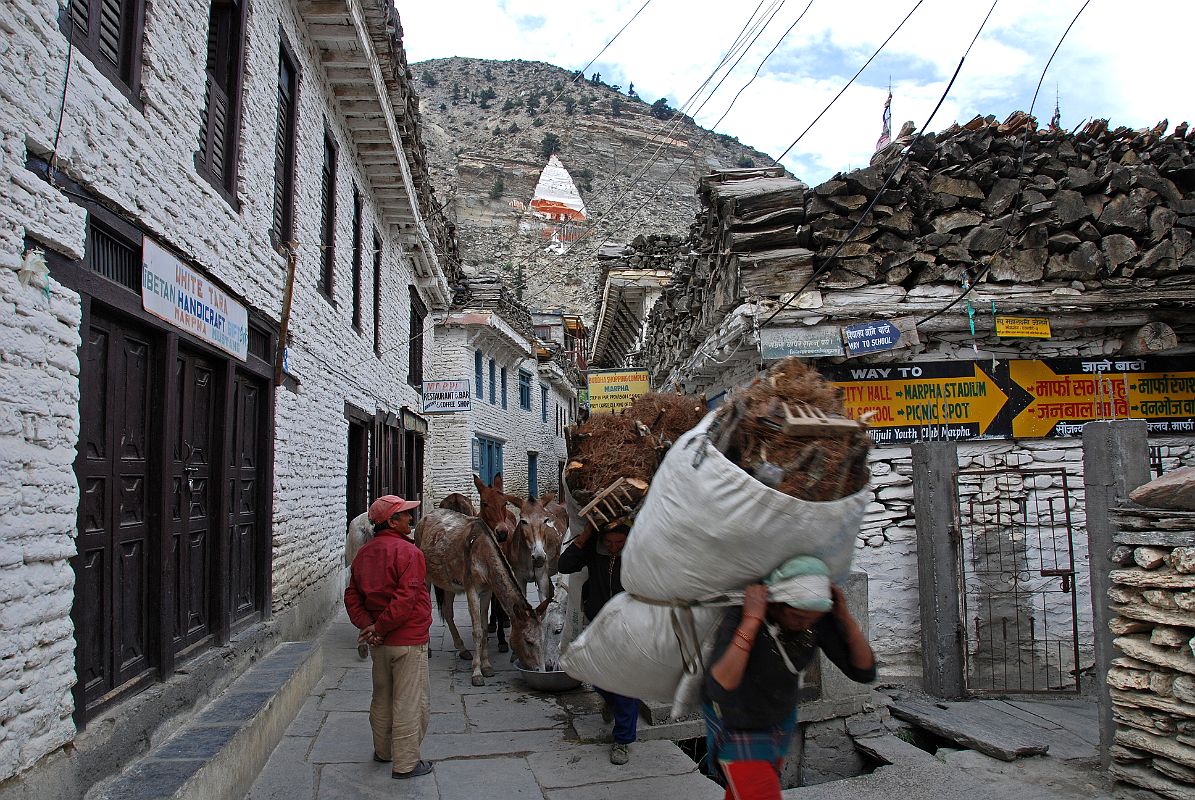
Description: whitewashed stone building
xmin=0 ymin=0 xmax=453 ymax=792
xmin=600 ymin=119 xmax=1195 ymax=690
xmin=426 ymin=277 xmax=577 ymax=505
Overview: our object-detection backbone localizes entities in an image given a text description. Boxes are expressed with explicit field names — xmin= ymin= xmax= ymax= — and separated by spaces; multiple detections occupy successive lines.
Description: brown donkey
xmin=504 ymin=492 xmax=568 ymax=604
xmin=416 ymin=508 xmax=548 ymax=685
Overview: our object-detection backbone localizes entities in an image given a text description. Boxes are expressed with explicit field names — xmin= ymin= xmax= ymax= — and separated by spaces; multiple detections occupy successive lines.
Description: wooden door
xmin=73 ymin=309 xmax=155 ymax=708
xmin=228 ymin=371 xmax=264 ymax=624
xmin=168 ymin=349 xmax=218 ymax=652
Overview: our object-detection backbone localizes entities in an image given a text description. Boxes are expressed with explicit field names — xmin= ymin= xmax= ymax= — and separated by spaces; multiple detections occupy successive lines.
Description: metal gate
xmin=957 ymin=466 xmax=1080 ymax=694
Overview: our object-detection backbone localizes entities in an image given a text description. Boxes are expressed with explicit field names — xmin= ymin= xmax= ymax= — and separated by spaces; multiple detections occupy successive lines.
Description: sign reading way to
xmin=587 ymin=369 xmax=650 ymax=415
xmin=822 ymin=355 xmax=1195 ymax=443
xmin=423 ymin=379 xmax=472 ymax=413
xmin=142 ymin=238 xmax=249 ymax=360
xmin=995 ymin=316 xmax=1052 ymax=339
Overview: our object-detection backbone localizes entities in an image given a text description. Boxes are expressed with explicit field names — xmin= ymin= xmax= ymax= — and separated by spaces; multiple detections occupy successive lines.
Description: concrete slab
xmin=572 ymin=712 xmax=705 ymax=744
xmin=337 ymin=668 xmax=375 ymax=692
xmin=888 ymin=696 xmax=1051 ymax=761
xmin=316 ymin=762 xmax=439 ymax=800
xmin=428 ymin=711 xmax=468 ymax=735
xmin=319 ymin=690 xmax=373 ymax=712
xmin=247 ymin=737 xmax=315 ymax=800
xmin=1007 ymin=700 xmax=1100 ymax=743
xmin=155 ymin=725 xmax=240 ymax=759
xmin=528 ymin=741 xmax=699 ymax=789
xmin=309 ymin=712 xmax=373 ymax=763
xmin=463 ymin=692 xmax=567 ymax=732
xmin=433 ymin=757 xmax=544 ymax=800
xmin=312 ymin=668 xmax=346 ymax=694
xmin=421 ymin=729 xmax=572 ymax=761
xmin=288 ymin=697 xmax=327 ymax=738
xmin=544 ymin=771 xmax=724 ymax=800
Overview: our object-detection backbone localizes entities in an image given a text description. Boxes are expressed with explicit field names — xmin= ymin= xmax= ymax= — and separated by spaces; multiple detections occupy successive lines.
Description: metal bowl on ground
xmin=513 ymin=660 xmax=582 ymax=692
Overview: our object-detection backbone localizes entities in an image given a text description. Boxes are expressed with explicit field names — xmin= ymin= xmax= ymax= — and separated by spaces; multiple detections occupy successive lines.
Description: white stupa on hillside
xmin=528 ymin=155 xmax=587 ymax=222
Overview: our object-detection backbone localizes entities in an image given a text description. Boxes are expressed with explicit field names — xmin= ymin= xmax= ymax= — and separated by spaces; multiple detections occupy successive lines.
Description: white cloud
xmin=395 ymin=0 xmax=1193 ymax=186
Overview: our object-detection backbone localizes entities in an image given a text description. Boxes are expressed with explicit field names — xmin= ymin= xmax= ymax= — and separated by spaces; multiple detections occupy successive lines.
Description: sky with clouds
xmin=395 ymin=0 xmax=1191 ymax=187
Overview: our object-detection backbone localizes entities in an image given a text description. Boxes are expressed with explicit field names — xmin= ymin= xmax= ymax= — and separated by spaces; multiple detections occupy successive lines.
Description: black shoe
xmin=393 ymin=760 xmax=434 ymax=779
xmin=373 ymin=753 xmax=389 ymax=763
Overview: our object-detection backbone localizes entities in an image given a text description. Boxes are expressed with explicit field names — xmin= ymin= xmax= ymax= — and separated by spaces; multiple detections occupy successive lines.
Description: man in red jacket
xmin=345 ymin=494 xmax=434 ymax=779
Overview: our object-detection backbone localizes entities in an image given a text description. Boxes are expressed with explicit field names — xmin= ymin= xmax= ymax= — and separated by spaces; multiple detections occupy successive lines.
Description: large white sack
xmin=559 ymin=593 xmax=723 ymax=703
xmin=623 ymin=412 xmax=868 ymax=599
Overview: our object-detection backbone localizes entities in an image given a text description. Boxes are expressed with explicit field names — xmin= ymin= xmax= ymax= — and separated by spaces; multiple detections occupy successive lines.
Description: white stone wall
xmin=0 ymin=0 xmax=434 ymax=779
xmin=426 ymin=322 xmax=572 ymax=507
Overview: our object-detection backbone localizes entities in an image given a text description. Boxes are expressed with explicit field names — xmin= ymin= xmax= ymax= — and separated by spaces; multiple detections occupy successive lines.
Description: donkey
xmin=415 ymin=508 xmax=548 ymax=685
xmin=503 ymin=492 xmax=568 ymax=604
xmin=475 ymin=474 xmax=519 ymax=650
xmin=438 ymin=493 xmax=476 ymax=516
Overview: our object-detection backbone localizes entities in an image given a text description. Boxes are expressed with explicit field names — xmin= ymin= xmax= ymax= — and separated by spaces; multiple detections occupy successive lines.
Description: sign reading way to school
xmin=821 ymin=356 xmax=1195 ymax=443
xmin=142 ymin=238 xmax=249 ymax=360
xmin=587 ymin=368 xmax=650 ymax=415
xmin=422 ymin=379 xmax=472 ymax=413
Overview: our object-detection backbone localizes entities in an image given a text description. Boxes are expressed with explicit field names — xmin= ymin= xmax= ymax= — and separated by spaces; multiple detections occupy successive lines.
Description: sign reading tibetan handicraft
xmin=995 ymin=316 xmax=1052 ymax=338
xmin=142 ymin=238 xmax=249 ymax=360
xmin=760 ymin=326 xmax=844 ymax=359
xmin=821 ymin=355 xmax=1195 ymax=443
xmin=422 ymin=379 xmax=472 ymax=413
xmin=587 ymin=369 xmax=650 ymax=415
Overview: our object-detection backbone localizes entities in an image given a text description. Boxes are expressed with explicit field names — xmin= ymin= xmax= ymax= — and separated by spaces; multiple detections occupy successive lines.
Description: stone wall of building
xmin=0 ymin=0 xmax=440 ymax=781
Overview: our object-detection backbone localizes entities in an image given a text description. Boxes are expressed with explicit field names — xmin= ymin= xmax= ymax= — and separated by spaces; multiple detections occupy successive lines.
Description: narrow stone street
xmin=246 ymin=601 xmax=721 ymax=800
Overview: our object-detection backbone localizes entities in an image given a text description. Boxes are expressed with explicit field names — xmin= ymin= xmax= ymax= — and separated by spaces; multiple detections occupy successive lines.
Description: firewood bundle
xmin=563 ymin=393 xmax=706 ymax=513
xmin=708 ymin=357 xmax=871 ymax=502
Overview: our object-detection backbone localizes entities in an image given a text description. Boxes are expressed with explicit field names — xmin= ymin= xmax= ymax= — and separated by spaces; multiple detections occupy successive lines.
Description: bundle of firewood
xmin=563 ymin=393 xmax=706 ymax=518
xmin=709 ymin=357 xmax=871 ymax=501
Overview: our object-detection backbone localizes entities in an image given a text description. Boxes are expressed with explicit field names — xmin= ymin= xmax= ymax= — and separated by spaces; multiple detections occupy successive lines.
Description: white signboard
xmin=141 ymin=238 xmax=249 ymax=360
xmin=423 ymin=379 xmax=472 ymax=413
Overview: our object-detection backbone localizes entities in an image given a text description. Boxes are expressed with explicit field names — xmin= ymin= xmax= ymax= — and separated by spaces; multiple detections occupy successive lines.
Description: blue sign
xmin=843 ymin=320 xmax=902 ymax=356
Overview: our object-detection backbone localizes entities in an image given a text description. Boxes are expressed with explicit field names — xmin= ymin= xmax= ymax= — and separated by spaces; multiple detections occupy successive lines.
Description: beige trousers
xmin=369 ymin=643 xmax=430 ymax=771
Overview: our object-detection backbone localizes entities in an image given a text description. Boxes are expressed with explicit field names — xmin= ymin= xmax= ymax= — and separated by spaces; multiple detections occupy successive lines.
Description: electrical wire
xmin=758 ymin=0 xmax=1000 ymax=331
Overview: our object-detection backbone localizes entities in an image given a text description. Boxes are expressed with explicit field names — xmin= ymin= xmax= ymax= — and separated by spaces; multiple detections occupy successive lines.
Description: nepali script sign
xmin=422 ymin=379 xmax=472 ymax=413
xmin=587 ymin=369 xmax=650 ymax=415
xmin=821 ymin=355 xmax=1195 ymax=443
xmin=760 ymin=325 xmax=844 ymax=359
xmin=142 ymin=238 xmax=249 ymax=360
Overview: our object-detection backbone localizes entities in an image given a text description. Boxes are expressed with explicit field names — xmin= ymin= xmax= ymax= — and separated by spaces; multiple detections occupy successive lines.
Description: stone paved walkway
xmin=246 ymin=602 xmax=721 ymax=800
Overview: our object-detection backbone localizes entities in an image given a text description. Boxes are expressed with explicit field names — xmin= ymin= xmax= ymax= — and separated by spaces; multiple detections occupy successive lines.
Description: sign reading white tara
xmin=423 ymin=379 xmax=472 ymax=413
xmin=141 ymin=238 xmax=249 ymax=360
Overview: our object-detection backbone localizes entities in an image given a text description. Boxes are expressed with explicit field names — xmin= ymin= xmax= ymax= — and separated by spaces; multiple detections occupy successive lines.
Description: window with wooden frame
xmin=318 ymin=131 xmax=337 ymax=301
xmin=474 ymin=351 xmax=483 ymax=398
xmin=196 ymin=0 xmax=246 ymax=203
xmin=500 ymin=367 xmax=508 ymax=409
xmin=518 ymin=369 xmax=532 ymax=411
xmin=372 ymin=232 xmax=383 ymax=356
xmin=269 ymin=37 xmax=300 ymax=249
xmin=407 ymin=287 xmax=425 ymax=385
xmin=488 ymin=359 xmax=496 ymax=405
xmin=540 ymin=384 xmax=549 ymax=422
xmin=351 ymin=188 xmax=363 ymax=331
xmin=63 ymin=0 xmax=146 ymax=102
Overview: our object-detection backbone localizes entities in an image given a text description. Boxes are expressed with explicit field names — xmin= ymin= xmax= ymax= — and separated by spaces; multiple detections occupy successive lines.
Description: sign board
xmin=822 ymin=355 xmax=1195 ymax=443
xmin=422 ymin=379 xmax=472 ymax=413
xmin=761 ymin=325 xmax=844 ymax=359
xmin=587 ymin=368 xmax=650 ymax=415
xmin=842 ymin=317 xmax=919 ymax=356
xmin=142 ymin=238 xmax=249 ymax=360
xmin=996 ymin=316 xmax=1052 ymax=338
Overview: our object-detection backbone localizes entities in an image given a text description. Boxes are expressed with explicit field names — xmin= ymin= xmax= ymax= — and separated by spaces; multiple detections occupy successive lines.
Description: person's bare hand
xmin=830 ymin=584 xmax=850 ymax=622
xmin=742 ymin=583 xmax=768 ymax=623
xmin=359 ymin=624 xmax=383 ymax=647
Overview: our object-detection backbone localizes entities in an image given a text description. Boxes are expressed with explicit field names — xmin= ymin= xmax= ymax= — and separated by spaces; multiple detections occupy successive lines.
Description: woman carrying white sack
xmin=703 ymin=555 xmax=875 ymax=800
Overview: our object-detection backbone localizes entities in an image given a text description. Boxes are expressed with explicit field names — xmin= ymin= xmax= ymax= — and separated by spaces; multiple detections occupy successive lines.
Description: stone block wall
xmin=0 ymin=0 xmax=436 ymax=780
xmin=1106 ymin=505 xmax=1195 ymax=799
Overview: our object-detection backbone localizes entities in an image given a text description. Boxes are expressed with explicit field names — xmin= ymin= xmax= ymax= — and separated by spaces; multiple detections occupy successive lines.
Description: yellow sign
xmin=1011 ymin=360 xmax=1195 ymax=438
xmin=996 ymin=316 xmax=1051 ymax=338
xmin=587 ymin=369 xmax=650 ymax=415
xmin=835 ymin=363 xmax=1008 ymax=440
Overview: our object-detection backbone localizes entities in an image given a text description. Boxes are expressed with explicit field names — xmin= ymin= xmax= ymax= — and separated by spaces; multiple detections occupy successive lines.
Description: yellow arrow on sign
xmin=834 ymin=364 xmax=1008 ymax=434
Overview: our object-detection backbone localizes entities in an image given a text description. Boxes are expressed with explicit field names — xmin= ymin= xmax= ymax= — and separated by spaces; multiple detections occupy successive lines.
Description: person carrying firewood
xmin=703 ymin=556 xmax=875 ymax=799
xmin=558 ymin=517 xmax=640 ymax=766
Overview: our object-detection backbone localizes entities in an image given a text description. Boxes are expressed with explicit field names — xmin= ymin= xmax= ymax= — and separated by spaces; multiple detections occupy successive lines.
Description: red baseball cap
xmin=367 ymin=495 xmax=421 ymax=524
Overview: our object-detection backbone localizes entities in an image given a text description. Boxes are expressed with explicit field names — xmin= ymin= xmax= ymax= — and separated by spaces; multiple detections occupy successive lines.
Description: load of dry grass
xmin=711 ymin=357 xmax=871 ymax=502
xmin=565 ymin=393 xmax=706 ymax=504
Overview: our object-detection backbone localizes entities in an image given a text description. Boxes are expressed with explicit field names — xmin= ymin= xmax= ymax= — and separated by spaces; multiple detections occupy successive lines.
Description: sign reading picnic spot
xmin=586 ymin=369 xmax=650 ymax=415
xmin=821 ymin=355 xmax=1195 ymax=443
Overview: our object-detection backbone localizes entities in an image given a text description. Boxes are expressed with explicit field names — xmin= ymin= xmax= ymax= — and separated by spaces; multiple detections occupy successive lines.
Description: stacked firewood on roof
xmin=708 ymin=357 xmax=871 ymax=502
xmin=646 ymin=113 xmax=1195 ymax=383
xmin=1106 ymin=467 xmax=1195 ymax=800
xmin=563 ymin=394 xmax=706 ymax=527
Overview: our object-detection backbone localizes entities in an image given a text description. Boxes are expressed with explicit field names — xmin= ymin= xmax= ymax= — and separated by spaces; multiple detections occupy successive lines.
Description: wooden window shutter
xmin=97 ymin=0 xmax=126 ymax=70
xmin=270 ymin=53 xmax=295 ymax=244
xmin=319 ymin=134 xmax=336 ymax=297
xmin=198 ymin=1 xmax=237 ymax=191
xmin=69 ymin=0 xmax=90 ymax=38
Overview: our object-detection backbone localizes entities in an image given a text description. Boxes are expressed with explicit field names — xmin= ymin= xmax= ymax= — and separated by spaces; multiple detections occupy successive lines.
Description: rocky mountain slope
xmin=411 ymin=56 xmax=778 ymax=320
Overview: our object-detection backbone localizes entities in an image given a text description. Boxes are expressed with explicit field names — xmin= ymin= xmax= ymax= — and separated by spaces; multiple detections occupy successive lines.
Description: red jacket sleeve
xmin=372 ymin=544 xmax=427 ymax=638
xmin=344 ymin=559 xmax=373 ymax=630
